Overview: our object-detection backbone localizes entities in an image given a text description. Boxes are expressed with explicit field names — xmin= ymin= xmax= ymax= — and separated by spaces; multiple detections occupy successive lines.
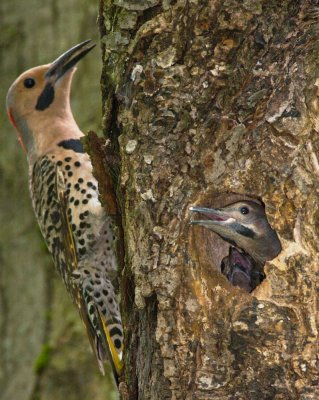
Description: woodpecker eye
xmin=23 ymin=78 xmax=36 ymax=88
xmin=240 ymin=206 xmax=249 ymax=215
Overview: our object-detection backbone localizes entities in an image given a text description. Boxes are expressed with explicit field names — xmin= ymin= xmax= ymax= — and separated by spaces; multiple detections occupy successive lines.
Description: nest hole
xmin=188 ymin=192 xmax=281 ymax=294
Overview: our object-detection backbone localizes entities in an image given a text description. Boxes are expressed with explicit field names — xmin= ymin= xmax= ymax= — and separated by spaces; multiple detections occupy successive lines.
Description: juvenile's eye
xmin=24 ymin=78 xmax=36 ymax=88
xmin=240 ymin=206 xmax=249 ymax=215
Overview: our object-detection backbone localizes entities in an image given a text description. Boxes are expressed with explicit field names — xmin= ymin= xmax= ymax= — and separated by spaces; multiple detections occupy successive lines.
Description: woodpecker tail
xmin=96 ymin=307 xmax=124 ymax=379
xmin=55 ymin=168 xmax=123 ymax=382
xmin=76 ymin=271 xmax=124 ymax=380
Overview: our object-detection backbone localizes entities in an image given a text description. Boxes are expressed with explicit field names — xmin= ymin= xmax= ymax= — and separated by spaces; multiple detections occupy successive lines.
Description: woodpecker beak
xmin=189 ymin=205 xmax=256 ymax=241
xmin=35 ymin=40 xmax=96 ymax=111
xmin=222 ymin=247 xmax=264 ymax=292
xmin=228 ymin=247 xmax=252 ymax=276
xmin=46 ymin=39 xmax=96 ymax=82
xmin=189 ymin=206 xmax=234 ymax=226
xmin=222 ymin=247 xmax=252 ymax=291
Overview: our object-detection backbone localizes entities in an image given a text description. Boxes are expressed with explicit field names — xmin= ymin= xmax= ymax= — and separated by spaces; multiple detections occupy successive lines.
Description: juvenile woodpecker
xmin=221 ymin=247 xmax=265 ymax=292
xmin=6 ymin=40 xmax=123 ymax=379
xmin=190 ymin=200 xmax=281 ymax=291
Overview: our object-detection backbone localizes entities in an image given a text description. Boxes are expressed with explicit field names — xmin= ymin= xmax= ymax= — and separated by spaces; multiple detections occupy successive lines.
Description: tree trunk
xmin=98 ymin=1 xmax=319 ymax=399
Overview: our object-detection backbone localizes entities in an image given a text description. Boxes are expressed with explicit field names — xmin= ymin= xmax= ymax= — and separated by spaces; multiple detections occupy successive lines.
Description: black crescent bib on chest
xmin=58 ymin=139 xmax=85 ymax=153
xmin=36 ymin=83 xmax=55 ymax=111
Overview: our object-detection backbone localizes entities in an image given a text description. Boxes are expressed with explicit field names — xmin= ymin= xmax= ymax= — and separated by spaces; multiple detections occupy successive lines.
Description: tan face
xmin=6 ymin=65 xmax=52 ymax=138
xmin=6 ymin=40 xmax=95 ymax=157
xmin=6 ymin=64 xmax=75 ymax=155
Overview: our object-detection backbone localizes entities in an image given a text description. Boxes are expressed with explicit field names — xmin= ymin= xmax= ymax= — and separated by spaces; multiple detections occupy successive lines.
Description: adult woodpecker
xmin=6 ymin=40 xmax=123 ymax=380
xmin=189 ymin=200 xmax=281 ymax=292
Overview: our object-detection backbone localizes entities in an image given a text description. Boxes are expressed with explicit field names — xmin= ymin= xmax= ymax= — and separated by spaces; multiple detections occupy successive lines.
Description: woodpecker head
xmin=190 ymin=200 xmax=282 ymax=263
xmin=6 ymin=40 xmax=95 ymax=159
xmin=221 ymin=247 xmax=265 ymax=292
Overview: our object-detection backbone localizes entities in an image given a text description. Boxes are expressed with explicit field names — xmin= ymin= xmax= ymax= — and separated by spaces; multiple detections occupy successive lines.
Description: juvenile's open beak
xmin=189 ymin=206 xmax=233 ymax=227
xmin=46 ymin=39 xmax=96 ymax=82
xmin=228 ymin=247 xmax=253 ymax=274
xmin=189 ymin=205 xmax=255 ymax=241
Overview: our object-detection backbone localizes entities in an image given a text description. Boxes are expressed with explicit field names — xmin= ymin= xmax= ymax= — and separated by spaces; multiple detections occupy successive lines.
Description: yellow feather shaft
xmin=98 ymin=309 xmax=123 ymax=375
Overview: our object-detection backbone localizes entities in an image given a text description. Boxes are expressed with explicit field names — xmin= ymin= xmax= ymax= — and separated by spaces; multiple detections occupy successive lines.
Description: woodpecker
xmin=221 ymin=247 xmax=265 ymax=292
xmin=6 ymin=40 xmax=123 ymax=379
xmin=190 ymin=200 xmax=281 ymax=291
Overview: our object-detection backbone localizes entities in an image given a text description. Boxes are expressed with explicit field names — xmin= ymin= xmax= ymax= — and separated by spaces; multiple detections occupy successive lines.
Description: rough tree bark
xmin=97 ymin=1 xmax=319 ymax=399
